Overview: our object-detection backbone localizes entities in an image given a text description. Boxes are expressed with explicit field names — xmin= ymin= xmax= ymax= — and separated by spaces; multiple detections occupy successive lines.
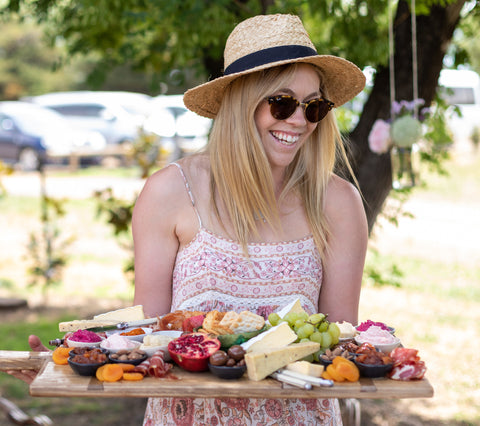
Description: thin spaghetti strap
xmin=170 ymin=162 xmax=203 ymax=227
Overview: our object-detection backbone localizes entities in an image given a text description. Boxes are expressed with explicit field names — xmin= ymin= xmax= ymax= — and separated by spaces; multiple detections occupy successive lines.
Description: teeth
xmin=272 ymin=131 xmax=299 ymax=145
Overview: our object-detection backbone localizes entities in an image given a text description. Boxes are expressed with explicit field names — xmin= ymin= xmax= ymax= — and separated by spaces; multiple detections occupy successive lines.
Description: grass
xmin=1 ymin=149 xmax=479 ymax=425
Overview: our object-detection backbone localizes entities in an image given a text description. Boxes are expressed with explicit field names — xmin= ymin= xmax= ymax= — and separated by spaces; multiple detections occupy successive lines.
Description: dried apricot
xmin=123 ymin=372 xmax=144 ymax=381
xmin=52 ymin=347 xmax=73 ymax=365
xmin=101 ymin=363 xmax=124 ymax=382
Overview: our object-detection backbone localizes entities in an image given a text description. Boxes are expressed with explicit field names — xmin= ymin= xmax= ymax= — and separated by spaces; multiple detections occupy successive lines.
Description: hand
xmin=6 ymin=335 xmax=49 ymax=385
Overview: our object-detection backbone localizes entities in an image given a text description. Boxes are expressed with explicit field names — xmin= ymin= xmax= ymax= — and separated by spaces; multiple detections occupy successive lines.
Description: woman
xmin=133 ymin=13 xmax=368 ymax=425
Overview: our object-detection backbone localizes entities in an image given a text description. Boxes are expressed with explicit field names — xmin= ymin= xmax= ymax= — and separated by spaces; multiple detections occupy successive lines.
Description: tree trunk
xmin=351 ymin=0 xmax=466 ymax=233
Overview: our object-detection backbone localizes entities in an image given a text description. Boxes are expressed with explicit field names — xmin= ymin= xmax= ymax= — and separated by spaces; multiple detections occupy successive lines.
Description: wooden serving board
xmin=29 ymin=360 xmax=434 ymax=400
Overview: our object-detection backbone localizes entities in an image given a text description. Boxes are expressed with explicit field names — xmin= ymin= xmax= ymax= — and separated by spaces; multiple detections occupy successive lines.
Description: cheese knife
xmin=86 ymin=318 xmax=158 ymax=332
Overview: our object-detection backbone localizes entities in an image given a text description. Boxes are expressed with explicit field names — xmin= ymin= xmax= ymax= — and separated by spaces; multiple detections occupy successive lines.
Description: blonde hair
xmin=206 ymin=63 xmax=356 ymax=259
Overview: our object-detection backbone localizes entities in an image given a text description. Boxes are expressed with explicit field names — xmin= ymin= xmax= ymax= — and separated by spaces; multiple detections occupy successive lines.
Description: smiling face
xmin=254 ymin=63 xmax=321 ymax=175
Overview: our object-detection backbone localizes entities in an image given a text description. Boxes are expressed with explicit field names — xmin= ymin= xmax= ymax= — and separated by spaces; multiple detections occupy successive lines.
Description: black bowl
xmin=317 ymin=357 xmax=333 ymax=367
xmin=208 ymin=363 xmax=247 ymax=380
xmin=108 ymin=352 xmax=148 ymax=366
xmin=354 ymin=360 xmax=393 ymax=378
xmin=68 ymin=357 xmax=107 ymax=376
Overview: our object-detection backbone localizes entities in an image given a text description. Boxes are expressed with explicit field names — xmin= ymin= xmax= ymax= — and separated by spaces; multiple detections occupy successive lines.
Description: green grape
xmin=294 ymin=319 xmax=306 ymax=329
xmin=308 ymin=313 xmax=326 ymax=325
xmin=296 ymin=323 xmax=314 ymax=339
xmin=310 ymin=331 xmax=323 ymax=345
xmin=298 ymin=311 xmax=309 ymax=322
xmin=312 ymin=349 xmax=323 ymax=363
xmin=268 ymin=312 xmax=281 ymax=326
xmin=320 ymin=331 xmax=332 ymax=349
xmin=317 ymin=321 xmax=329 ymax=332
xmin=283 ymin=312 xmax=299 ymax=327
xmin=300 ymin=338 xmax=311 ymax=343
xmin=328 ymin=322 xmax=341 ymax=340
xmin=302 ymin=354 xmax=314 ymax=363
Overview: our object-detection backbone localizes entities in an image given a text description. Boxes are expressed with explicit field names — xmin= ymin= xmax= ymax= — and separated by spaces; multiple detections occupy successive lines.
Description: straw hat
xmin=183 ymin=14 xmax=366 ymax=118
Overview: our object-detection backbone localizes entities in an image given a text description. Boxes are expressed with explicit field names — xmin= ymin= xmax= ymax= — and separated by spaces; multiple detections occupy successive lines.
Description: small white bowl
xmin=66 ymin=337 xmax=104 ymax=348
xmin=139 ymin=345 xmax=169 ymax=359
xmin=140 ymin=330 xmax=182 ymax=360
xmin=100 ymin=339 xmax=141 ymax=354
xmin=150 ymin=330 xmax=183 ymax=338
xmin=354 ymin=335 xmax=401 ymax=353
xmin=105 ymin=327 xmax=153 ymax=342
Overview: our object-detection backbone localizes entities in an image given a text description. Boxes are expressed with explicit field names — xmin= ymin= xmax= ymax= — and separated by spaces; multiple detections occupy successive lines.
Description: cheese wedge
xmin=94 ymin=305 xmax=145 ymax=322
xmin=59 ymin=305 xmax=146 ymax=332
xmin=285 ymin=360 xmax=324 ymax=378
xmin=245 ymin=342 xmax=320 ymax=381
xmin=241 ymin=322 xmax=297 ymax=353
xmin=59 ymin=319 xmax=118 ymax=332
xmin=275 ymin=298 xmax=307 ymax=320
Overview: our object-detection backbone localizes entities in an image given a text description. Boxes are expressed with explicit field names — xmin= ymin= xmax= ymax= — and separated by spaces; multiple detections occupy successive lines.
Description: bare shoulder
xmin=137 ymin=155 xmax=208 ymax=205
xmin=324 ymin=174 xmax=364 ymax=217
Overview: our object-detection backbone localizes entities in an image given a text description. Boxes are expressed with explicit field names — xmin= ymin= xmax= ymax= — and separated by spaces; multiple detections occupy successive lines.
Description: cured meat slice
xmin=388 ymin=347 xmax=426 ymax=380
xmin=132 ymin=350 xmax=172 ymax=378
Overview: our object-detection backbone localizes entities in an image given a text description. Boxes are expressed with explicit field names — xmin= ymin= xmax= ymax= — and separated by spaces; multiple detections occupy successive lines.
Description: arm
xmin=318 ymin=176 xmax=368 ymax=325
xmin=132 ymin=165 xmax=186 ymax=318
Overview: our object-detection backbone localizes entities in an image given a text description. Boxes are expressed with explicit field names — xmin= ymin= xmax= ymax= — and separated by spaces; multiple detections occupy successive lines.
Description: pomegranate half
xmin=168 ymin=333 xmax=221 ymax=372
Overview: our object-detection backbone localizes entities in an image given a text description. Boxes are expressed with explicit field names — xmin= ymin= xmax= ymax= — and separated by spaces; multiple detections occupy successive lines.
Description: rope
xmin=388 ymin=0 xmax=396 ymax=119
xmin=411 ymin=0 xmax=419 ymax=119
xmin=388 ymin=0 xmax=419 ymax=119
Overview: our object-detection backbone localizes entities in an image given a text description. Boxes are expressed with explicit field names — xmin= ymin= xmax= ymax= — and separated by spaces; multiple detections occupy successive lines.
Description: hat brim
xmin=183 ymin=55 xmax=366 ymax=119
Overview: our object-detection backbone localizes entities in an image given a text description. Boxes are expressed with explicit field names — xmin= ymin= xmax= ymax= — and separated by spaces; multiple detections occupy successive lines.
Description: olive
xmin=209 ymin=350 xmax=228 ymax=366
xmin=227 ymin=345 xmax=246 ymax=361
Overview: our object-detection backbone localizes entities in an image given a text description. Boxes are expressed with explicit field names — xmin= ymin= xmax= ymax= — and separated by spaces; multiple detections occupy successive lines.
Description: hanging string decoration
xmin=368 ymin=0 xmax=426 ymax=188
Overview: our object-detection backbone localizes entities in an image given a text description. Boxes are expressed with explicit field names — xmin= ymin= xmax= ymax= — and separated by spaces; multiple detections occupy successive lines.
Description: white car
xmin=145 ymin=95 xmax=212 ymax=159
xmin=0 ymin=101 xmax=105 ymax=170
xmin=439 ymin=69 xmax=480 ymax=148
xmin=25 ymin=91 xmax=153 ymax=146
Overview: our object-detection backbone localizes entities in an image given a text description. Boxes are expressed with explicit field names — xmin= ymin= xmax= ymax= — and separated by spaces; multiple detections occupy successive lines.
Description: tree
xmin=1 ymin=0 xmax=475 ymax=230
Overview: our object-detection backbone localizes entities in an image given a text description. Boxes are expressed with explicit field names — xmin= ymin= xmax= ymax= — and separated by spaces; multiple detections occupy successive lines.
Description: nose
xmin=285 ymin=103 xmax=308 ymax=125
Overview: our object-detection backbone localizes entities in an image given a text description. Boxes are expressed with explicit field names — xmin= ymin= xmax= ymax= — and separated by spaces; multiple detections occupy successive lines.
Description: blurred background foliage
xmin=0 ymin=0 xmax=479 ymax=100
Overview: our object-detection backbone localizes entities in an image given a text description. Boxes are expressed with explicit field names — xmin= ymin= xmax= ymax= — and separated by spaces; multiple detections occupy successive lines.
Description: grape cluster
xmin=268 ymin=311 xmax=340 ymax=362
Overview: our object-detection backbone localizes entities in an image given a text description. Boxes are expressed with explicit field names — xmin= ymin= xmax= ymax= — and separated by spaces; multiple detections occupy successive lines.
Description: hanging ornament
xmin=391 ymin=114 xmax=422 ymax=147
xmin=387 ymin=0 xmax=421 ymax=189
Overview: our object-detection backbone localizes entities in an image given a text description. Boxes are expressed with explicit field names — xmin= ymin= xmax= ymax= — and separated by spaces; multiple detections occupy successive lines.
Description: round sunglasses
xmin=266 ymin=95 xmax=334 ymax=123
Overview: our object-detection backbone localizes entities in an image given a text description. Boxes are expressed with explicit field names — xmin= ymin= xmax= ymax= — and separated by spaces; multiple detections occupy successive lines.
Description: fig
xmin=227 ymin=345 xmax=245 ymax=361
xmin=209 ymin=350 xmax=228 ymax=366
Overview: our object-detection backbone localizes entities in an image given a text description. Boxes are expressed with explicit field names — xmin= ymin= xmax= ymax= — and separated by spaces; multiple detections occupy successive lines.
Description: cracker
xmin=230 ymin=311 xmax=265 ymax=334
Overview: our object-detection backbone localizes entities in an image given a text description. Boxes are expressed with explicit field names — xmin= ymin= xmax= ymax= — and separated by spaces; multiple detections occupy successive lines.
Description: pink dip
xmin=357 ymin=320 xmax=390 ymax=332
xmin=357 ymin=326 xmax=397 ymax=344
xmin=101 ymin=334 xmax=138 ymax=349
xmin=69 ymin=330 xmax=102 ymax=343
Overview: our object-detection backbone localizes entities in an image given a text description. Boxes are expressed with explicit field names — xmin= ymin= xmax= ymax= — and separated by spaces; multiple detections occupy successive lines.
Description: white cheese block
xmin=93 ymin=305 xmax=145 ymax=322
xmin=336 ymin=321 xmax=357 ymax=339
xmin=241 ymin=322 xmax=297 ymax=353
xmin=285 ymin=360 xmax=324 ymax=378
xmin=245 ymin=342 xmax=320 ymax=381
xmin=276 ymin=298 xmax=307 ymax=319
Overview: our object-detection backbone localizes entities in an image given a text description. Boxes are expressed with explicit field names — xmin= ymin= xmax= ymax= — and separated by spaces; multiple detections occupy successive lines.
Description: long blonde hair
xmin=207 ymin=63 xmax=356 ymax=260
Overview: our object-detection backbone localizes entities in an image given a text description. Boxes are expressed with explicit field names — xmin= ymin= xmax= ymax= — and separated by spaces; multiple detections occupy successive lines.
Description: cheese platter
xmin=1 ymin=303 xmax=434 ymax=401
xmin=26 ymin=358 xmax=433 ymax=400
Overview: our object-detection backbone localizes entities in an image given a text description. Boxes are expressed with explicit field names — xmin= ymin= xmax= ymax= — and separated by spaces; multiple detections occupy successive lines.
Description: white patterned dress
xmin=143 ymin=163 xmax=342 ymax=425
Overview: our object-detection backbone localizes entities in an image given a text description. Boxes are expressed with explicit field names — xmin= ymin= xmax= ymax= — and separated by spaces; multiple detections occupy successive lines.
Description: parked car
xmin=439 ymin=69 xmax=480 ymax=148
xmin=25 ymin=91 xmax=153 ymax=146
xmin=144 ymin=95 xmax=212 ymax=159
xmin=0 ymin=101 xmax=106 ymax=170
